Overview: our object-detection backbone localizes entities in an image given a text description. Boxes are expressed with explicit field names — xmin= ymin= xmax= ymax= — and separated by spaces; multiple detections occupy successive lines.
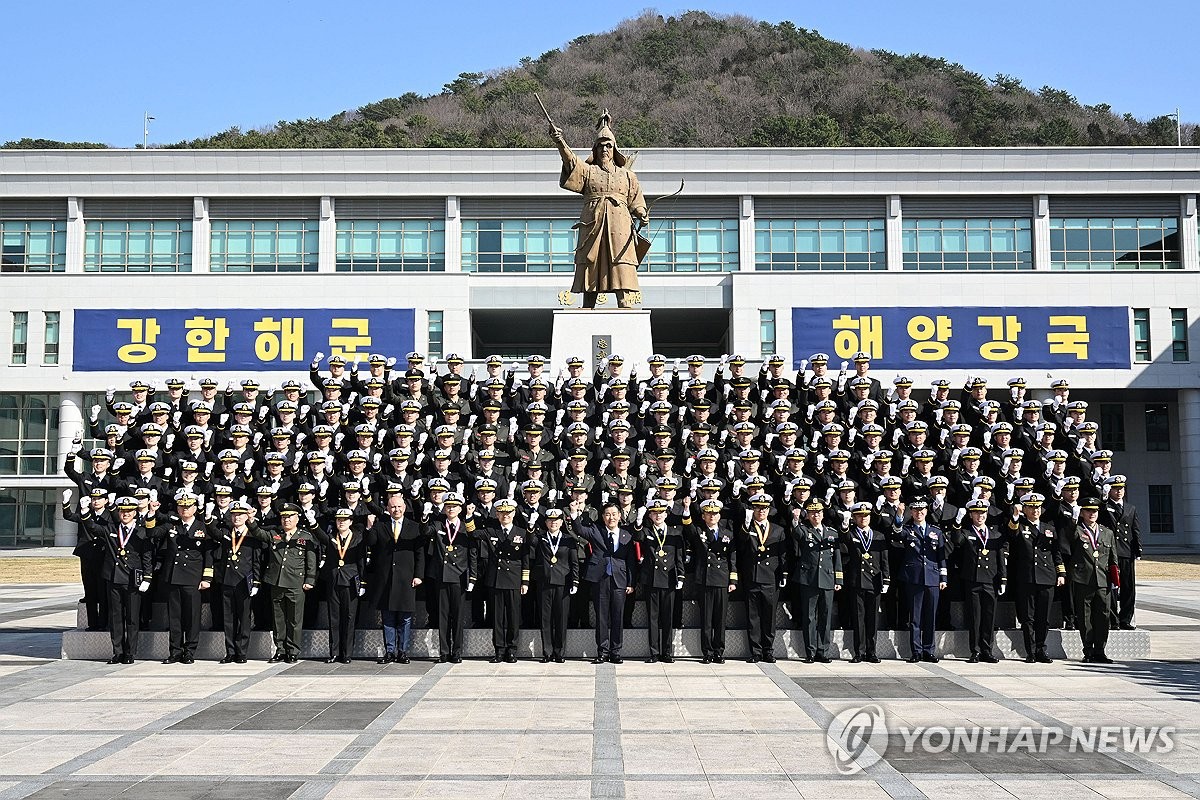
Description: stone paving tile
xmin=77 ymin=732 xmax=358 ymax=776
xmin=0 ymin=734 xmax=120 ymax=775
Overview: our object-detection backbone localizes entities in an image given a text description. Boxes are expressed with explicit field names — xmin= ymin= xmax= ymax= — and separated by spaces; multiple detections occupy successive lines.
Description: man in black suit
xmin=841 ymin=502 xmax=890 ymax=663
xmin=570 ymin=500 xmax=638 ymax=664
xmin=81 ymin=496 xmax=155 ymax=664
xmin=156 ymin=492 xmax=213 ymax=664
xmin=429 ymin=493 xmax=473 ymax=663
xmin=739 ymin=492 xmax=789 ymax=663
xmin=635 ymin=498 xmax=687 ymax=663
xmin=366 ymin=494 xmax=425 ymax=664
xmin=476 ymin=498 xmax=530 ymax=663
xmin=685 ymin=498 xmax=738 ymax=664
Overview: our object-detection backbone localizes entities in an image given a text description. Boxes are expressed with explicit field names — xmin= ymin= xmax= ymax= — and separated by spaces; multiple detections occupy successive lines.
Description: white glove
xmin=62 ymin=489 xmax=72 ymax=504
xmin=955 ymin=507 xmax=967 ymax=525
xmin=138 ymin=580 xmax=151 ymax=593
xmin=875 ymin=494 xmax=885 ymax=510
xmin=637 ymin=506 xmax=647 ymax=525
xmin=422 ymin=501 xmax=432 ymax=517
xmin=998 ymin=583 xmax=1006 ymax=596
xmin=257 ymin=406 xmax=269 ymax=422
xmin=675 ymin=579 xmax=684 ymax=590
xmin=466 ymin=581 xmax=475 ymax=592
xmin=89 ymin=404 xmax=102 ymax=422
xmin=357 ymin=587 xmax=366 ymax=597
xmin=881 ymin=582 xmax=890 ymax=594
xmin=569 ymin=586 xmax=578 ymax=595
xmin=311 ymin=351 xmax=326 ymax=368
xmin=105 ymin=386 xmax=116 ymax=401
xmin=799 ymin=359 xmax=809 ymax=372
xmin=673 ymin=358 xmax=683 ymax=372
xmin=779 ymin=577 xmax=787 ymax=589
xmin=372 ymin=453 xmax=382 ymax=469
xmin=250 ymin=587 xmax=259 ymax=597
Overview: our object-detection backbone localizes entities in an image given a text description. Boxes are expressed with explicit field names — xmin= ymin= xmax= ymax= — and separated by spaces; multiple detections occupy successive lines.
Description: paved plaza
xmin=0 ymin=580 xmax=1196 ymax=800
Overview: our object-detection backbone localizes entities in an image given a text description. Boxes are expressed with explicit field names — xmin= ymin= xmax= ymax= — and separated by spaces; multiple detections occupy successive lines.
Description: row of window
xmin=1 ymin=216 xmax=1192 ymax=273
xmin=9 ymin=311 xmax=59 ymax=366
xmin=1132 ymin=308 xmax=1190 ymax=363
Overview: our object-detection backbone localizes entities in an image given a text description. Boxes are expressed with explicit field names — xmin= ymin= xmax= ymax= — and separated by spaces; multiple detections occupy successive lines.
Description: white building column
xmin=885 ymin=195 xmax=903 ymax=271
xmin=1180 ymin=194 xmax=1198 ymax=271
xmin=65 ymin=197 xmax=84 ymax=273
xmin=318 ymin=196 xmax=335 ymax=272
xmin=190 ymin=197 xmax=210 ymax=273
xmin=54 ymin=392 xmax=84 ymax=546
xmin=1178 ymin=389 xmax=1200 ymax=550
xmin=444 ymin=196 xmax=462 ymax=272
xmin=738 ymin=195 xmax=755 ymax=272
xmin=1032 ymin=194 xmax=1052 ymax=269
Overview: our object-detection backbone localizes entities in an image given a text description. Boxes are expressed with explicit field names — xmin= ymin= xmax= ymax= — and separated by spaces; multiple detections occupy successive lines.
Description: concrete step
xmin=61 ymin=627 xmax=1150 ymax=662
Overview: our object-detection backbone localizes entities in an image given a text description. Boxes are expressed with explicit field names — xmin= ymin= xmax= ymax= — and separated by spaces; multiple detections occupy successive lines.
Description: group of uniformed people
xmin=62 ymin=349 xmax=1141 ymax=666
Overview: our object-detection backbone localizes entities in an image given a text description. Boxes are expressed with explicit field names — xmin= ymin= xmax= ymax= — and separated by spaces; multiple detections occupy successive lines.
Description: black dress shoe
xmin=802 ymin=657 xmax=814 ymax=664
xmin=540 ymin=656 xmax=551 ymax=663
xmin=746 ymin=656 xmax=759 ymax=663
xmin=378 ymin=653 xmax=394 ymax=665
xmin=762 ymin=654 xmax=776 ymax=663
xmin=553 ymin=655 xmax=565 ymax=663
xmin=106 ymin=656 xmax=123 ymax=665
xmin=181 ymin=654 xmax=195 ymax=664
xmin=438 ymin=655 xmax=450 ymax=663
xmin=450 ymin=655 xmax=463 ymax=664
xmin=1093 ymin=654 xmax=1114 ymax=664
xmin=1024 ymin=654 xmax=1036 ymax=664
xmin=268 ymin=651 xmax=283 ymax=663
xmin=714 ymin=655 xmax=725 ymax=664
xmin=1119 ymin=623 xmax=1137 ymax=630
xmin=162 ymin=656 xmax=179 ymax=664
xmin=609 ymin=655 xmax=623 ymax=664
xmin=661 ymin=655 xmax=674 ymax=664
xmin=235 ymin=656 xmax=247 ymax=664
xmin=981 ymin=654 xmax=999 ymax=664
xmin=398 ymin=653 xmax=410 ymax=664
xmin=489 ymin=654 xmax=503 ymax=663
xmin=122 ymin=654 xmax=134 ymax=664
xmin=701 ymin=656 xmax=712 ymax=664
xmin=220 ymin=655 xmax=236 ymax=664
xmin=906 ymin=656 xmax=921 ymax=663
xmin=591 ymin=656 xmax=607 ymax=665
xmin=326 ymin=657 xmax=338 ymax=664
xmin=866 ymin=655 xmax=880 ymax=663
xmin=284 ymin=654 xmax=298 ymax=663
xmin=815 ymin=655 xmax=832 ymax=664
xmin=849 ymin=656 xmax=862 ymax=664
xmin=922 ymin=654 xmax=939 ymax=663
xmin=1035 ymin=652 xmax=1053 ymax=664
xmin=967 ymin=655 xmax=979 ymax=663
xmin=645 ymin=656 xmax=658 ymax=664
xmin=504 ymin=653 xmax=517 ymax=663
xmin=337 ymin=656 xmax=351 ymax=664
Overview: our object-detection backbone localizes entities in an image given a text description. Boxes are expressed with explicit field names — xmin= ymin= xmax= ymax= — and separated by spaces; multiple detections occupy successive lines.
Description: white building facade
xmin=1 ymin=146 xmax=1197 ymax=550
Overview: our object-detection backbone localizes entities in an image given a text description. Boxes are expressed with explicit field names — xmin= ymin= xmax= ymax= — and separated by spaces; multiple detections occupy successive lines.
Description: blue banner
xmin=73 ymin=309 xmax=415 ymax=371
xmin=791 ymin=307 xmax=1131 ymax=370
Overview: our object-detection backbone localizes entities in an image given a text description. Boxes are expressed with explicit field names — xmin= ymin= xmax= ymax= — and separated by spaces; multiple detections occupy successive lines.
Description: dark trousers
xmin=1056 ymin=582 xmax=1075 ymax=627
xmin=327 ymin=584 xmax=359 ymax=659
xmin=436 ymin=581 xmax=466 ymax=658
xmin=800 ymin=584 xmax=835 ymax=658
xmin=167 ymin=584 xmax=202 ymax=658
xmin=491 ymin=586 xmax=520 ymax=654
xmin=107 ymin=582 xmax=141 ymax=658
xmin=964 ymin=582 xmax=997 ymax=657
xmin=907 ymin=583 xmax=939 ymax=657
xmin=1015 ymin=582 xmax=1053 ymax=656
xmin=646 ymin=586 xmax=675 ymax=658
xmin=850 ymin=588 xmax=880 ymax=657
xmin=80 ymin=553 xmax=107 ymax=629
xmin=270 ymin=585 xmax=305 ymax=656
xmin=593 ymin=576 xmax=626 ymax=657
xmin=1110 ymin=557 xmax=1136 ymax=626
xmin=746 ymin=583 xmax=779 ymax=659
xmin=538 ymin=584 xmax=569 ymax=658
xmin=699 ymin=585 xmax=729 ymax=657
xmin=569 ymin=579 xmax=593 ymax=627
xmin=1072 ymin=582 xmax=1110 ymax=657
xmin=221 ymin=582 xmax=252 ymax=658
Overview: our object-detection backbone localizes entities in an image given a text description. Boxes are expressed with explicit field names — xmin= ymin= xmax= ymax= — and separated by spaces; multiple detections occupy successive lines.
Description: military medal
xmin=231 ymin=528 xmax=248 ymax=565
xmin=338 ymin=559 xmax=345 ymax=567
xmin=445 ymin=520 xmax=460 ymax=554
xmin=1083 ymin=526 xmax=1100 ymax=559
xmin=658 ymin=550 xmax=667 ymax=558
xmin=335 ymin=532 xmax=351 ymax=568
xmin=117 ymin=524 xmax=133 ymax=559
xmin=856 ymin=526 xmax=873 ymax=561
xmin=548 ymin=528 xmax=563 ymax=566
xmin=118 ymin=548 xmax=126 ymax=557
xmin=756 ymin=523 xmax=768 ymax=553
xmin=551 ymin=556 xmax=558 ymax=564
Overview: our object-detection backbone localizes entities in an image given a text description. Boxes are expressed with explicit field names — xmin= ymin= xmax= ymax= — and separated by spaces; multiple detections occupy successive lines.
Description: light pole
xmin=143 ymin=113 xmax=155 ymax=149
xmin=1167 ymin=108 xmax=1181 ymax=147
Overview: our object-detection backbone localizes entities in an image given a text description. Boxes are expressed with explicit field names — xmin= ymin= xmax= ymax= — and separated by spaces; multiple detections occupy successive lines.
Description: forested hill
xmin=5 ymin=11 xmax=1195 ymax=150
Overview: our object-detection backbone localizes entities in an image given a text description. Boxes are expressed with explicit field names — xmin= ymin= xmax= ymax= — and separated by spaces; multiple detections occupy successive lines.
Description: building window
xmin=1145 ymin=403 xmax=1170 ymax=452
xmin=1099 ymin=403 xmax=1125 ymax=451
xmin=0 ymin=488 xmax=58 ymax=547
xmin=1 ymin=221 xmax=66 ymax=273
xmin=1049 ymin=217 xmax=1181 ymax=270
xmin=1171 ymin=308 xmax=1189 ymax=362
xmin=1132 ymin=309 xmax=1151 ymax=363
xmin=210 ymin=220 xmax=318 ymax=272
xmin=901 ymin=218 xmax=1032 ymax=270
xmin=0 ymin=393 xmax=60 ymax=476
xmin=641 ymin=219 xmax=738 ymax=273
xmin=43 ymin=312 xmax=59 ymax=366
xmin=754 ymin=219 xmax=885 ymax=271
xmin=427 ymin=311 xmax=444 ymax=360
xmin=335 ymin=220 xmax=445 ymax=272
xmin=84 ymin=220 xmax=193 ymax=272
xmin=759 ymin=310 xmax=776 ymax=359
xmin=1147 ymin=485 xmax=1174 ymax=534
xmin=461 ymin=219 xmax=575 ymax=273
xmin=11 ymin=312 xmax=28 ymax=366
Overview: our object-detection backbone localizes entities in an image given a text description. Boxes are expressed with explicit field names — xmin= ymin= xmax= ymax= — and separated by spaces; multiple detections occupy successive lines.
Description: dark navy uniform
xmin=685 ymin=515 xmax=738 ymax=662
xmin=634 ymin=517 xmax=687 ymax=662
xmin=791 ymin=516 xmax=843 ymax=662
xmin=212 ymin=522 xmax=265 ymax=662
xmin=841 ymin=515 xmax=890 ymax=662
xmin=529 ymin=516 xmax=580 ymax=661
xmin=737 ymin=510 xmax=788 ymax=662
xmin=428 ymin=512 xmax=474 ymax=662
xmin=83 ymin=508 xmax=155 ymax=663
xmin=1099 ymin=493 xmax=1141 ymax=628
xmin=894 ymin=517 xmax=947 ymax=660
xmin=322 ymin=525 xmax=368 ymax=662
xmin=476 ymin=517 xmax=530 ymax=660
xmin=156 ymin=512 xmax=214 ymax=662
xmin=1004 ymin=512 xmax=1064 ymax=661
xmin=950 ymin=520 xmax=1007 ymax=661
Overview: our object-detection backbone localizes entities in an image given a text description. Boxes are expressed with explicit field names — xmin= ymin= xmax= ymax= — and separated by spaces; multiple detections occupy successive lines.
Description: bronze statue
xmin=549 ymin=109 xmax=648 ymax=309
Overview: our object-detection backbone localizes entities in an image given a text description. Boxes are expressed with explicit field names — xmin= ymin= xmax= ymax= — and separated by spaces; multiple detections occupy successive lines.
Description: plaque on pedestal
xmin=550 ymin=309 xmax=654 ymax=373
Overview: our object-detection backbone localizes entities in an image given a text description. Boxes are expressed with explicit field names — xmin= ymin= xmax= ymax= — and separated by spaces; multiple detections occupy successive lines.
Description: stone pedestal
xmin=550 ymin=309 xmax=653 ymax=372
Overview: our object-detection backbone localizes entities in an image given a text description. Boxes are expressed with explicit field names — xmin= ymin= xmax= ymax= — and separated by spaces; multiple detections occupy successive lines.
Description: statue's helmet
xmin=587 ymin=109 xmax=627 ymax=167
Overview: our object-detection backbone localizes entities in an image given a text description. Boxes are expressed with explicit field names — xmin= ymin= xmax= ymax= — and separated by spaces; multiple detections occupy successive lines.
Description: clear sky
xmin=6 ymin=0 xmax=1196 ymax=147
